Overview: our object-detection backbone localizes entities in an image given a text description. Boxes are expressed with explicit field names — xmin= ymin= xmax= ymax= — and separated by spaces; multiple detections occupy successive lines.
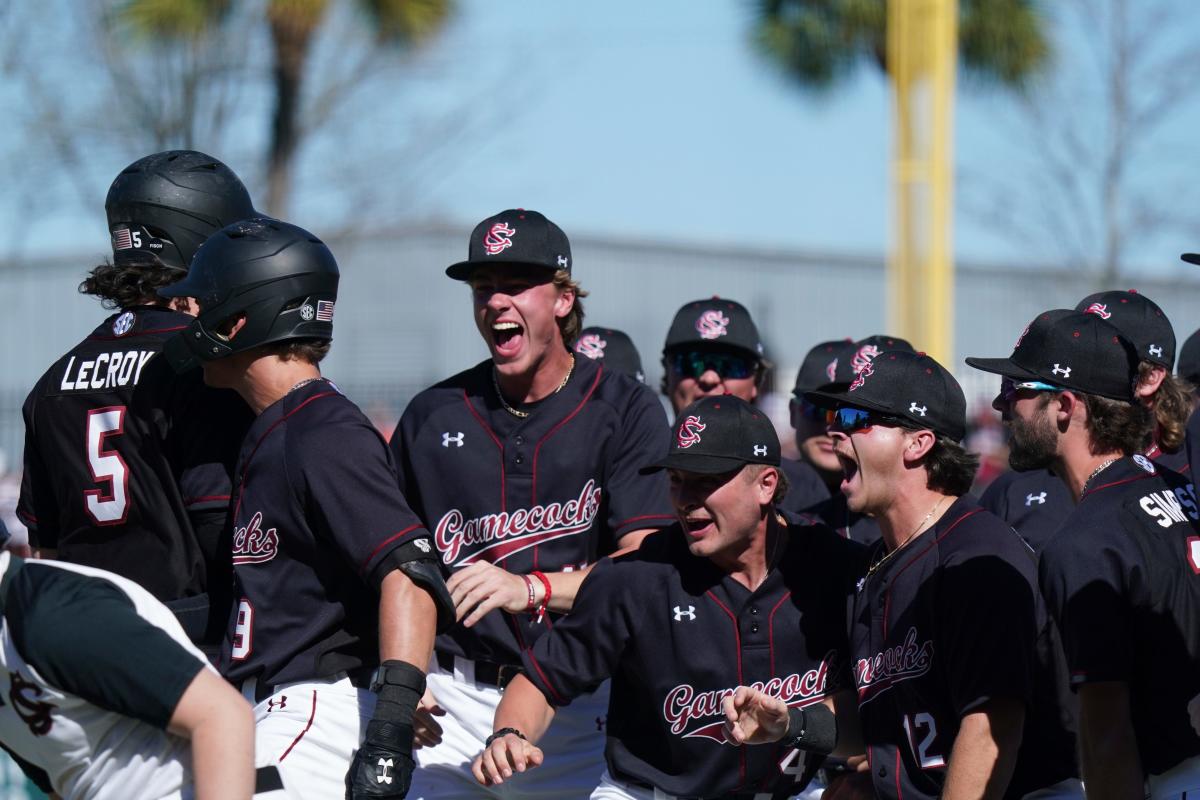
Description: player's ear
xmin=1135 ymin=364 xmax=1166 ymax=399
xmin=902 ymin=429 xmax=936 ymax=464
xmin=553 ymin=286 xmax=575 ymax=319
xmin=1053 ymin=391 xmax=1078 ymax=429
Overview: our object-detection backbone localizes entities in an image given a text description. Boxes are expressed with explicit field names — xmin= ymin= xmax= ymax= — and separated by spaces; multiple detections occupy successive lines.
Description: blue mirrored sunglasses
xmin=828 ymin=407 xmax=909 ymax=434
xmin=670 ymin=351 xmax=756 ymax=380
xmin=1000 ymin=377 xmax=1063 ymax=401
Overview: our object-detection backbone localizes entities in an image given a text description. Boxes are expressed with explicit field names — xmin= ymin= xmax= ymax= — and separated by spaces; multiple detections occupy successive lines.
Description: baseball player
xmin=472 ymin=395 xmax=866 ymax=799
xmin=574 ymin=326 xmax=645 ymax=383
xmin=18 ymin=150 xmax=256 ymax=645
xmin=968 ymin=309 xmax=1200 ymax=798
xmin=790 ymin=350 xmax=1078 ymax=799
xmin=0 ymin=551 xmax=255 ymax=799
xmin=389 ymin=209 xmax=675 ymax=798
xmin=159 ymin=217 xmax=453 ymax=799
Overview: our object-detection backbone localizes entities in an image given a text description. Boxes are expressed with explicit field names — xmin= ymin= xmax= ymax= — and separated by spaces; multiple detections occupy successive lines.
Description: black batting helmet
xmin=105 ymin=150 xmax=258 ymax=271
xmin=159 ymin=218 xmax=339 ymax=371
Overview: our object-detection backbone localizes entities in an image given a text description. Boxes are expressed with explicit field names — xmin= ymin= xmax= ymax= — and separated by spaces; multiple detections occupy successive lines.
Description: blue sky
xmin=6 ymin=0 xmax=1200 ymax=277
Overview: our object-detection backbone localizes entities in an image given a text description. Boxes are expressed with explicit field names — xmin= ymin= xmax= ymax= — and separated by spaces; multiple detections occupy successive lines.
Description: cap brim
xmin=640 ymin=453 xmax=761 ymax=475
xmin=792 ymin=380 xmax=848 ymax=399
xmin=445 ymin=259 xmax=559 ymax=281
xmin=1182 ymin=253 xmax=1200 ymax=266
xmin=962 ymin=356 xmax=1042 ymax=381
xmin=802 ymin=388 xmax=896 ymax=417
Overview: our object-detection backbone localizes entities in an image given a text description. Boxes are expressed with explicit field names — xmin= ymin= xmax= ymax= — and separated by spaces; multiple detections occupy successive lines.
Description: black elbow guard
xmin=371 ymin=539 xmax=455 ymax=633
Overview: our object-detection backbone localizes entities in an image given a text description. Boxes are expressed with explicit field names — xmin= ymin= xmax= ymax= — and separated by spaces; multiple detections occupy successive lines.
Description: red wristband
xmin=521 ymin=574 xmax=537 ymax=613
xmin=531 ymin=570 xmax=552 ymax=622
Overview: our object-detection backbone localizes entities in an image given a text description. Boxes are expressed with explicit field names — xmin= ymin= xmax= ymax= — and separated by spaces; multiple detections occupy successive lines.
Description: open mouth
xmin=682 ymin=516 xmax=713 ymax=538
xmin=491 ymin=320 xmax=525 ymax=358
xmin=837 ymin=450 xmax=860 ymax=493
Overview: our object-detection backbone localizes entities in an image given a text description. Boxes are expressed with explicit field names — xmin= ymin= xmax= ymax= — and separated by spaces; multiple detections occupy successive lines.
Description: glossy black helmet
xmin=159 ymin=218 xmax=339 ymax=370
xmin=105 ymin=150 xmax=258 ymax=271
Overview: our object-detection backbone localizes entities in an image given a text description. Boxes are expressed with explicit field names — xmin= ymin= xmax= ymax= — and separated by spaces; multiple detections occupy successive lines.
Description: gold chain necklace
xmin=492 ymin=355 xmax=575 ymax=418
xmin=867 ymin=496 xmax=948 ymax=577
xmin=1081 ymin=458 xmax=1118 ymax=496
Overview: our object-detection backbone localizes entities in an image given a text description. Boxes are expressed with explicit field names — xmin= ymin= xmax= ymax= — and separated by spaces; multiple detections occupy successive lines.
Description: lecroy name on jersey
xmin=58 ymin=350 xmax=157 ymax=392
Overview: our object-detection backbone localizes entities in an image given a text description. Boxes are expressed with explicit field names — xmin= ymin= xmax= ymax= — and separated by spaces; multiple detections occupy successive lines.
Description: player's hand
xmin=447 ymin=562 xmax=529 ymax=627
xmin=471 ymin=733 xmax=544 ymax=786
xmin=1189 ymin=693 xmax=1200 ymax=737
xmin=412 ymin=686 xmax=445 ymax=748
xmin=345 ymin=720 xmax=414 ymax=798
xmin=722 ymin=685 xmax=789 ymax=745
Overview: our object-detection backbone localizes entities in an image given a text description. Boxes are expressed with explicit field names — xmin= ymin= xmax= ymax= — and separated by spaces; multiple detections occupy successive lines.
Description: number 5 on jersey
xmin=85 ymin=407 xmax=129 ymax=525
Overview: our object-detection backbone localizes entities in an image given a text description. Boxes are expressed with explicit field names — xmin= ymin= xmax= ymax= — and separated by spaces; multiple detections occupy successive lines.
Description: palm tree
xmin=119 ymin=0 xmax=453 ymax=214
xmin=754 ymin=0 xmax=1050 ymax=89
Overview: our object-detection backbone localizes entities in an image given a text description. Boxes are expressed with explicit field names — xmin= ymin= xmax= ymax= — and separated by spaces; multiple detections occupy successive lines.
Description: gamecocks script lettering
xmin=435 ymin=481 xmax=604 ymax=566
xmin=854 ymin=627 xmax=934 ymax=704
xmin=232 ymin=511 xmax=280 ymax=565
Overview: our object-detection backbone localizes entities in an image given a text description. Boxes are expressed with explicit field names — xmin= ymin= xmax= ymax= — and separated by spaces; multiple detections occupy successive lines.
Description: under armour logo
xmin=856 ymin=577 xmax=866 ymax=593
xmin=1052 ymin=364 xmax=1071 ymax=378
xmin=557 ymin=255 xmax=569 ymax=267
xmin=442 ymin=432 xmax=464 ymax=448
xmin=267 ymin=696 xmax=287 ymax=712
xmin=753 ymin=445 xmax=767 ymax=456
xmin=377 ymin=757 xmax=394 ymax=785
xmin=1025 ymin=492 xmax=1046 ymax=506
xmin=673 ymin=605 xmax=696 ymax=621
xmin=595 ymin=716 xmax=606 ymax=731
xmin=909 ymin=403 xmax=927 ymax=417
xmin=1150 ymin=344 xmax=1163 ymax=358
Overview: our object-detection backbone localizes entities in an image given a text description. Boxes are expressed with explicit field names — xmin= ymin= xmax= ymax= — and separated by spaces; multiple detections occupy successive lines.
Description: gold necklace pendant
xmin=493 ymin=356 xmax=575 ymax=419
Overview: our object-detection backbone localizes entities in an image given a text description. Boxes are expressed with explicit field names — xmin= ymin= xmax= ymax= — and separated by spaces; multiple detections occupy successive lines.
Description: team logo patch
xmin=825 ymin=358 xmax=838 ymax=382
xmin=849 ymin=361 xmax=873 ymax=392
xmin=316 ymin=300 xmax=335 ymax=322
xmin=852 ymin=344 xmax=880 ymax=374
xmin=1085 ymin=303 xmax=1112 ymax=319
xmin=299 ymin=304 xmax=315 ymax=321
xmin=111 ymin=227 xmax=133 ymax=251
xmin=1133 ymin=454 xmax=1156 ymax=474
xmin=662 ymin=653 xmax=838 ymax=744
xmin=676 ymin=415 xmax=706 ymax=448
xmin=9 ymin=672 xmax=54 ymax=736
xmin=483 ymin=222 xmax=516 ymax=255
xmin=232 ymin=511 xmax=280 ymax=565
xmin=111 ymin=311 xmax=135 ymax=336
xmin=574 ymin=333 xmax=607 ymax=360
xmin=695 ymin=310 xmax=730 ymax=340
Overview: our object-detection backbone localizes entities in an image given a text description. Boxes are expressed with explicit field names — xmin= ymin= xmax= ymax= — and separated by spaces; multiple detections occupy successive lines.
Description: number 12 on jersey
xmin=902 ymin=712 xmax=945 ymax=769
xmin=84 ymin=406 xmax=129 ymax=525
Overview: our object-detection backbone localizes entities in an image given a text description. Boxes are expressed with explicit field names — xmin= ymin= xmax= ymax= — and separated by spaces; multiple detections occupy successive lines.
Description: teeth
xmin=493 ymin=322 xmax=519 ymax=331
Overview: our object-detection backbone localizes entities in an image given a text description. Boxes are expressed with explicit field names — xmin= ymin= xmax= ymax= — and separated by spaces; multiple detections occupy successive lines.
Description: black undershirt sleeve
xmin=7 ymin=564 xmax=205 ymax=729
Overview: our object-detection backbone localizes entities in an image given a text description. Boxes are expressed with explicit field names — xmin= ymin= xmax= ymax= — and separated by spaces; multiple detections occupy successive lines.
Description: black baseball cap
xmin=663 ymin=297 xmax=764 ymax=360
xmin=847 ymin=334 xmax=916 ymax=380
xmin=642 ymin=395 xmax=780 ymax=474
xmin=446 ymin=209 xmax=571 ymax=280
xmin=1177 ymin=327 xmax=1200 ymax=384
xmin=574 ymin=327 xmax=645 ymax=383
xmin=1074 ymin=289 xmax=1175 ymax=369
xmin=792 ymin=339 xmax=857 ymax=397
xmin=965 ymin=309 xmax=1139 ymax=402
xmin=806 ymin=350 xmax=967 ymax=442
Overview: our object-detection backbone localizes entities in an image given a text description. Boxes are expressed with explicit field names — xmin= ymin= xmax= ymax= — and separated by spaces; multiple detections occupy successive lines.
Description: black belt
xmin=435 ymin=650 xmax=521 ymax=689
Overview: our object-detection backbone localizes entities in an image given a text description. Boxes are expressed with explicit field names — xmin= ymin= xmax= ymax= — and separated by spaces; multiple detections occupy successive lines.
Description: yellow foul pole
xmin=887 ymin=0 xmax=957 ymax=364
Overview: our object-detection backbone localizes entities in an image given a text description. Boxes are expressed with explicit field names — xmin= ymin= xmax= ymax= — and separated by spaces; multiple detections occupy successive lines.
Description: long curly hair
xmin=79 ymin=258 xmax=183 ymax=309
xmin=1143 ymin=362 xmax=1194 ymax=453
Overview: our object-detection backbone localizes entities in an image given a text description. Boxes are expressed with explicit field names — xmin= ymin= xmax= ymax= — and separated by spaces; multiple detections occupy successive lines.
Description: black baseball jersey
xmin=521 ymin=513 xmax=866 ymax=798
xmin=851 ymin=497 xmax=1077 ymax=800
xmin=17 ymin=306 xmax=250 ymax=611
xmin=1147 ymin=441 xmax=1190 ymax=476
xmin=390 ymin=355 xmax=674 ymax=665
xmin=220 ymin=379 xmax=434 ymax=687
xmin=0 ymin=554 xmax=209 ymax=798
xmin=977 ymin=470 xmax=1071 ymax=552
xmin=778 ymin=458 xmax=831 ymax=513
xmin=1038 ymin=456 xmax=1200 ymax=776
xmin=801 ymin=493 xmax=881 ymax=546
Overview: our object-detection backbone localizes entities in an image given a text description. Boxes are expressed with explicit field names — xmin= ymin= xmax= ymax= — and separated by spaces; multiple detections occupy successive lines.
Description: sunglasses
xmin=793 ymin=398 xmax=828 ymax=422
xmin=670 ymin=351 xmax=757 ymax=380
xmin=999 ymin=377 xmax=1063 ymax=402
xmin=828 ymin=407 xmax=911 ymax=434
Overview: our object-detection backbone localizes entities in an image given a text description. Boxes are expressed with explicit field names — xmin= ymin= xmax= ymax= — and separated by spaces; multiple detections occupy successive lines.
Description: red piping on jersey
xmin=883 ymin=508 xmax=983 ymax=639
xmin=613 ymin=513 xmax=676 ymax=530
xmin=1082 ymin=472 xmax=1155 ymax=500
xmin=462 ymin=389 xmax=506 ymax=513
xmin=231 ymin=392 xmax=338 ymax=522
xmin=895 ymin=747 xmax=903 ymax=798
xmin=183 ymin=494 xmax=231 ymax=505
xmin=525 ymin=650 xmax=566 ymax=706
xmin=766 ymin=591 xmax=792 ymax=676
xmin=530 ymin=368 xmax=601 ymax=505
xmin=86 ymin=324 xmax=189 ymax=342
xmin=16 ymin=510 xmax=36 ymax=524
xmin=361 ymin=524 xmax=424 ymax=573
xmin=705 ymin=589 xmax=747 ymax=789
xmin=279 ymin=690 xmax=318 ymax=761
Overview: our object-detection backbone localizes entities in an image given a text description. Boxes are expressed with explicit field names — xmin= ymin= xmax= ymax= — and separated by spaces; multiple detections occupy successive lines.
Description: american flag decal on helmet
xmin=316 ymin=300 xmax=335 ymax=322
xmin=112 ymin=228 xmax=133 ymax=250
